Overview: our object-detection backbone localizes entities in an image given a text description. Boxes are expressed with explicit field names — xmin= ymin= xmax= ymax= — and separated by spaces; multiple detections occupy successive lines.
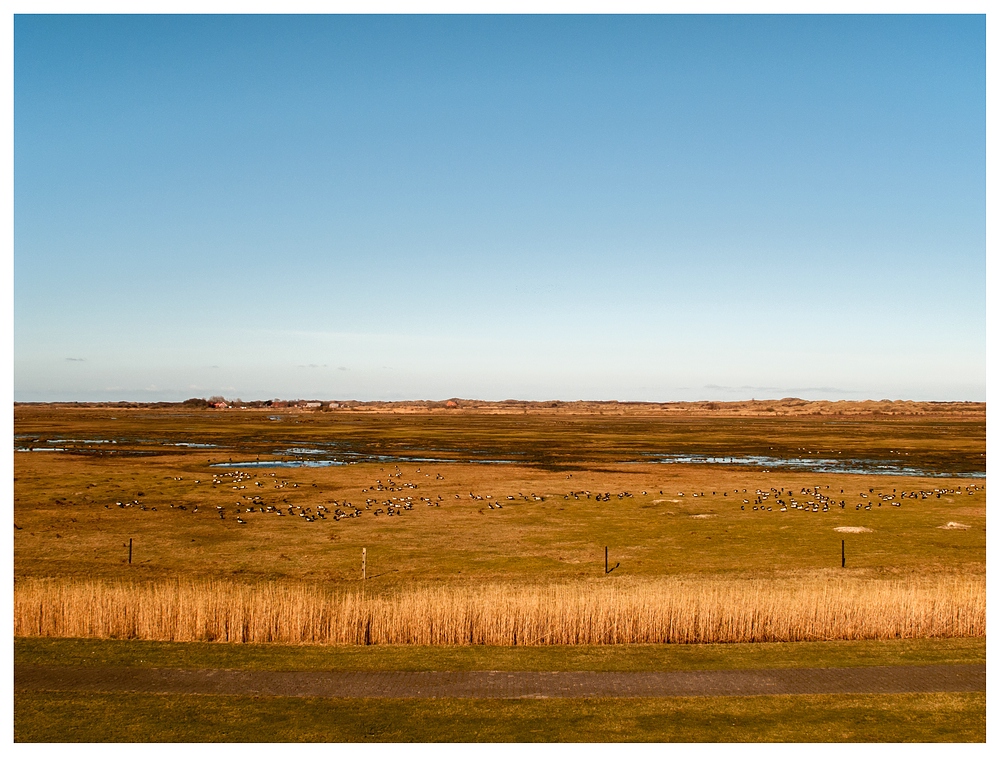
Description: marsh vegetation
xmin=14 ymin=400 xmax=985 ymax=646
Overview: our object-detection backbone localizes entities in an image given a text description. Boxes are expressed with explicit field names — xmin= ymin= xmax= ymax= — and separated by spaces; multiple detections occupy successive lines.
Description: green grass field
xmin=15 ymin=691 xmax=985 ymax=742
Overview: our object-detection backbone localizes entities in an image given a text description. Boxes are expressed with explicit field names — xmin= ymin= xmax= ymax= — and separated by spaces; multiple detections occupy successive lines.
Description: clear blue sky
xmin=14 ymin=14 xmax=985 ymax=402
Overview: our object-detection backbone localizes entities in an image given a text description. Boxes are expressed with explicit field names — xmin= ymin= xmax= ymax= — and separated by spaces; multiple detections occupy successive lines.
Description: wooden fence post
xmin=129 ymin=538 xmax=133 ymax=565
xmin=841 ymin=539 xmax=845 ymax=568
xmin=362 ymin=547 xmax=367 ymax=581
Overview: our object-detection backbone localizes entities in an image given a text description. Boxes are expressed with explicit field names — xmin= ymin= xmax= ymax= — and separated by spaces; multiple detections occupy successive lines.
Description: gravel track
xmin=14 ymin=664 xmax=985 ymax=699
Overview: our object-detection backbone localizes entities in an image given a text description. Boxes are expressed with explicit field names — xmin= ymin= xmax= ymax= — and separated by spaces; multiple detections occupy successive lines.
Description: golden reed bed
xmin=14 ymin=574 xmax=984 ymax=645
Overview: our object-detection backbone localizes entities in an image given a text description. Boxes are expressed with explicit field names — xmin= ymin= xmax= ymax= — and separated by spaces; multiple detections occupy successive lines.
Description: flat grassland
xmin=15 ymin=691 xmax=985 ymax=742
xmin=13 ymin=399 xmax=986 ymax=741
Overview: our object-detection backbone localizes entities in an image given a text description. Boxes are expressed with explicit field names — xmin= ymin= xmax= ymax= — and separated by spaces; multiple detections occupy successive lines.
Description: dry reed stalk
xmin=13 ymin=574 xmax=985 ymax=645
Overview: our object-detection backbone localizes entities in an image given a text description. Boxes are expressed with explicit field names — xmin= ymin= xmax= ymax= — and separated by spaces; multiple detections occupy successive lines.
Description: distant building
xmin=212 ymin=402 xmax=228 ymax=409
xmin=329 ymin=402 xmax=340 ymax=408
xmin=301 ymin=402 xmax=322 ymax=409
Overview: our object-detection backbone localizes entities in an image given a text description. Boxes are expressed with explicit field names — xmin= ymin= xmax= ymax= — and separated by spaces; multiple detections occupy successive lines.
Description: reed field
xmin=15 ymin=572 xmax=985 ymax=645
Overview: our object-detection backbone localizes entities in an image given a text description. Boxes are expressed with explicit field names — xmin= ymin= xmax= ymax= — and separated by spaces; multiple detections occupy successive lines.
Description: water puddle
xmin=643 ymin=453 xmax=984 ymax=478
xmin=212 ymin=453 xmax=519 ymax=468
xmin=13 ymin=434 xmax=982 ymax=478
xmin=16 ymin=437 xmax=216 ymax=449
xmin=212 ymin=459 xmax=350 ymax=469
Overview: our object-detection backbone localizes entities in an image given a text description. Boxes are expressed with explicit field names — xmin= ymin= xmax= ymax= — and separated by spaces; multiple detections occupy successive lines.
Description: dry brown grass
xmin=14 ymin=573 xmax=984 ymax=645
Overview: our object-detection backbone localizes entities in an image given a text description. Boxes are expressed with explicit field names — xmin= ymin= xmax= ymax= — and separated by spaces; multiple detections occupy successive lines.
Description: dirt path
xmin=14 ymin=664 xmax=985 ymax=699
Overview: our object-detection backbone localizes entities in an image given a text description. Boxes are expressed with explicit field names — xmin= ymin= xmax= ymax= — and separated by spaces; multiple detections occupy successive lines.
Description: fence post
xmin=129 ymin=538 xmax=133 ymax=565
xmin=362 ymin=547 xmax=366 ymax=580
xmin=605 ymin=546 xmax=608 ymax=574
xmin=841 ymin=539 xmax=845 ymax=568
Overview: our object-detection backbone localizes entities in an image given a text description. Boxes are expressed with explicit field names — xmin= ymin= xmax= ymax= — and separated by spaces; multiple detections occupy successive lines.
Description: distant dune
xmin=14 ymin=397 xmax=985 ymax=418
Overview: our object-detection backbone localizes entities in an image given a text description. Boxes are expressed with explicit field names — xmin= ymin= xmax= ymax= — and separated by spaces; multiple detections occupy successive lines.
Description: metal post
xmin=362 ymin=547 xmax=367 ymax=581
xmin=605 ymin=546 xmax=608 ymax=574
xmin=128 ymin=538 xmax=133 ymax=565
xmin=841 ymin=539 xmax=845 ymax=568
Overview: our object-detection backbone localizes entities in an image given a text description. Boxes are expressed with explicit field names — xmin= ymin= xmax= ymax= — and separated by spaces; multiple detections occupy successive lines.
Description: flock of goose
xmin=737 ymin=483 xmax=983 ymax=514
xmin=103 ymin=466 xmax=983 ymax=527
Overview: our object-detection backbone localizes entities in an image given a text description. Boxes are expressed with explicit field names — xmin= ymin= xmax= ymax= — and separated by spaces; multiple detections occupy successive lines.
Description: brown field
xmin=13 ymin=399 xmax=986 ymax=645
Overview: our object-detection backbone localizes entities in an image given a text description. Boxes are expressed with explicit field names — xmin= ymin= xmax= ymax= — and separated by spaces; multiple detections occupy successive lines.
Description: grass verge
xmin=15 ymin=636 xmax=985 ymax=672
xmin=14 ymin=690 xmax=985 ymax=742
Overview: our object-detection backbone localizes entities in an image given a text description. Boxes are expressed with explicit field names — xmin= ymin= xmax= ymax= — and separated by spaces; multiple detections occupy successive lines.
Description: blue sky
xmin=13 ymin=14 xmax=985 ymax=402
